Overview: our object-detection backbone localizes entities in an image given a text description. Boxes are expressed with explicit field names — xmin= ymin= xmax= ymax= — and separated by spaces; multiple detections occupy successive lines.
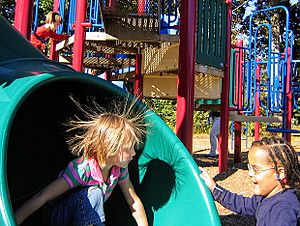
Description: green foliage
xmin=0 ymin=0 xmax=15 ymax=22
xmin=144 ymin=99 xmax=211 ymax=134
xmin=194 ymin=110 xmax=210 ymax=134
xmin=34 ymin=0 xmax=54 ymax=26
xmin=0 ymin=0 xmax=53 ymax=24
xmin=40 ymin=0 xmax=53 ymax=12
xmin=144 ymin=99 xmax=177 ymax=130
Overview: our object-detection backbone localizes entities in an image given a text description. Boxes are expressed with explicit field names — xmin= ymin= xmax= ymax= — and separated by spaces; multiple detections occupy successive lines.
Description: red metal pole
xmin=138 ymin=0 xmax=145 ymax=16
xmin=104 ymin=54 xmax=112 ymax=81
xmin=219 ymin=0 xmax=232 ymax=172
xmin=284 ymin=48 xmax=292 ymax=142
xmin=104 ymin=71 xmax=112 ymax=81
xmin=14 ymin=0 xmax=34 ymax=40
xmin=175 ymin=0 xmax=196 ymax=153
xmin=108 ymin=0 xmax=116 ymax=10
xmin=72 ymin=0 xmax=87 ymax=72
xmin=234 ymin=40 xmax=243 ymax=163
xmin=49 ymin=0 xmax=60 ymax=61
xmin=134 ymin=52 xmax=143 ymax=99
xmin=254 ymin=59 xmax=261 ymax=141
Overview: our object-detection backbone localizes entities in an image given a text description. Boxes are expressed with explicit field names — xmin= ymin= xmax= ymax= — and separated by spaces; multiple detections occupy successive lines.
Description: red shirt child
xmin=30 ymin=12 xmax=69 ymax=51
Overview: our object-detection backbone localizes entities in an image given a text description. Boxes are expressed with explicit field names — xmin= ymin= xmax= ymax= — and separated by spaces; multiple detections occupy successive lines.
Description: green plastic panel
xmin=196 ymin=0 xmax=227 ymax=69
xmin=195 ymin=99 xmax=221 ymax=105
xmin=0 ymin=16 xmax=45 ymax=63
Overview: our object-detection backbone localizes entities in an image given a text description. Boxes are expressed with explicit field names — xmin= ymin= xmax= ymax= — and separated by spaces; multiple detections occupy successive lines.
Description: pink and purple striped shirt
xmin=61 ymin=156 xmax=129 ymax=201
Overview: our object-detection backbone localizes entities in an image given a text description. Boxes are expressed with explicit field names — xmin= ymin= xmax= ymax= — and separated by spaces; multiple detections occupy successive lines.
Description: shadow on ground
xmin=193 ymin=151 xmax=249 ymax=181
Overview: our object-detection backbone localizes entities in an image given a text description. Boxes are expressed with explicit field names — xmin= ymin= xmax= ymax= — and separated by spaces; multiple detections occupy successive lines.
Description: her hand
xmin=199 ymin=167 xmax=216 ymax=191
xmin=41 ymin=43 xmax=46 ymax=50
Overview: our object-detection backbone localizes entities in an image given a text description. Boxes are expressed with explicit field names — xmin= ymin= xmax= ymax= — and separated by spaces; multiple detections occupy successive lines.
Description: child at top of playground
xmin=200 ymin=137 xmax=300 ymax=226
xmin=30 ymin=11 xmax=69 ymax=51
xmin=15 ymin=97 xmax=149 ymax=226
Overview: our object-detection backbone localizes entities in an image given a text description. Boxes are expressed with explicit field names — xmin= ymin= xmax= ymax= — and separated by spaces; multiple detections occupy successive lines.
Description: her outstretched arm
xmin=120 ymin=179 xmax=148 ymax=226
xmin=199 ymin=167 xmax=259 ymax=216
xmin=15 ymin=177 xmax=70 ymax=225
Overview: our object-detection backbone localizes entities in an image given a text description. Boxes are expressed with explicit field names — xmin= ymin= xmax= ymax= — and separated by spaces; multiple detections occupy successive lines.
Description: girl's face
xmin=248 ymin=147 xmax=283 ymax=198
xmin=50 ymin=22 xmax=60 ymax=31
xmin=112 ymin=141 xmax=136 ymax=168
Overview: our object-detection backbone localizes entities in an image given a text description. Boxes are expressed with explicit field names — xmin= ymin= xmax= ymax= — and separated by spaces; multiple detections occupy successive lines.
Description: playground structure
xmin=0 ymin=15 xmax=221 ymax=225
xmin=13 ymin=0 xmax=230 ymax=168
xmin=229 ymin=6 xmax=300 ymax=161
xmin=12 ymin=0 xmax=300 ymax=171
xmin=11 ymin=0 xmax=299 ymax=171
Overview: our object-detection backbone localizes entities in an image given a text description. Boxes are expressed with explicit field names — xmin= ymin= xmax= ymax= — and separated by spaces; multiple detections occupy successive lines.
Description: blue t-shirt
xmin=212 ymin=185 xmax=300 ymax=226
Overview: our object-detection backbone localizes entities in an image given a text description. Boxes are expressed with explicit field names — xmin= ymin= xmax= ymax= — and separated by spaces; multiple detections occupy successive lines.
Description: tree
xmin=232 ymin=0 xmax=300 ymax=59
xmin=0 ymin=0 xmax=53 ymax=24
xmin=0 ymin=0 xmax=15 ymax=22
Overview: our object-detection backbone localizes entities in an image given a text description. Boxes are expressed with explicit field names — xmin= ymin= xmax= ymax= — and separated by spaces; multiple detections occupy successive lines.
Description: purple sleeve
xmin=212 ymin=184 xmax=262 ymax=216
xmin=265 ymin=202 xmax=298 ymax=226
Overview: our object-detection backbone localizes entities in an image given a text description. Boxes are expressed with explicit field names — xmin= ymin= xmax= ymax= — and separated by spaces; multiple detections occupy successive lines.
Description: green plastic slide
xmin=0 ymin=15 xmax=221 ymax=226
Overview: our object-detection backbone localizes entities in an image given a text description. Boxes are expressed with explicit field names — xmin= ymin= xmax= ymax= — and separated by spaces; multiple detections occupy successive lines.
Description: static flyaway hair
xmin=65 ymin=95 xmax=150 ymax=164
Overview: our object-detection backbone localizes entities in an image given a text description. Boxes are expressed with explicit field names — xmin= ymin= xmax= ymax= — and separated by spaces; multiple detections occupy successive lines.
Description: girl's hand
xmin=199 ymin=167 xmax=216 ymax=191
xmin=41 ymin=43 xmax=46 ymax=50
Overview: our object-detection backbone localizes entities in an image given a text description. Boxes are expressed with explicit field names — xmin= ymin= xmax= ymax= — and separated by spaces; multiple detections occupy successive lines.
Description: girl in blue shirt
xmin=200 ymin=137 xmax=300 ymax=226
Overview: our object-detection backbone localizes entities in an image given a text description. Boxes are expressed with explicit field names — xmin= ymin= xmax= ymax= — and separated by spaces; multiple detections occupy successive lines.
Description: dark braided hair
xmin=251 ymin=137 xmax=300 ymax=191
